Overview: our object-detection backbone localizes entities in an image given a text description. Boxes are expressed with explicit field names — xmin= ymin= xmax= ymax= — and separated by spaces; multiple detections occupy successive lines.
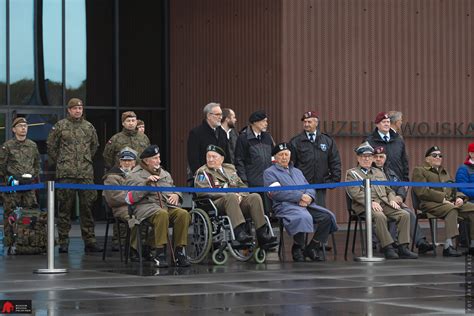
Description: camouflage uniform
xmin=47 ymin=116 xmax=99 ymax=247
xmin=0 ymin=138 xmax=40 ymax=247
xmin=103 ymin=129 xmax=150 ymax=169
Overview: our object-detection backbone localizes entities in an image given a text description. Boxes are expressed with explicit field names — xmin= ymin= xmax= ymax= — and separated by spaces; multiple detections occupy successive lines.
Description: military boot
xmin=154 ymin=248 xmax=169 ymax=268
xmin=175 ymin=247 xmax=191 ymax=267
xmin=256 ymin=226 xmax=278 ymax=249
xmin=397 ymin=244 xmax=418 ymax=259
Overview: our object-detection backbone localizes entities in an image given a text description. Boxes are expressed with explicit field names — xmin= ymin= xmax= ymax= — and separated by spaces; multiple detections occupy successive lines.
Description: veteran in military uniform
xmin=346 ymin=141 xmax=417 ymax=260
xmin=125 ymin=145 xmax=191 ymax=268
xmin=47 ymin=98 xmax=102 ymax=253
xmin=412 ymin=146 xmax=474 ymax=257
xmin=0 ymin=117 xmax=40 ymax=254
xmin=103 ymin=111 xmax=150 ymax=169
xmin=194 ymin=145 xmax=277 ymax=248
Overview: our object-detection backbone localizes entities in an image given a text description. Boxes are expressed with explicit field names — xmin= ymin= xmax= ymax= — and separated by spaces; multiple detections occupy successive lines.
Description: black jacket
xmin=234 ymin=127 xmax=274 ymax=187
xmin=376 ymin=165 xmax=408 ymax=201
xmin=227 ymin=128 xmax=239 ymax=164
xmin=187 ymin=120 xmax=230 ymax=175
xmin=289 ymin=131 xmax=341 ymax=184
xmin=366 ymin=128 xmax=409 ymax=181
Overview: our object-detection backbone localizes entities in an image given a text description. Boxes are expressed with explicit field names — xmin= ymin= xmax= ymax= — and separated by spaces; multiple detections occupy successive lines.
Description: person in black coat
xmin=221 ymin=108 xmax=239 ymax=164
xmin=187 ymin=102 xmax=230 ymax=178
xmin=289 ymin=111 xmax=341 ymax=207
xmin=365 ymin=112 xmax=409 ymax=182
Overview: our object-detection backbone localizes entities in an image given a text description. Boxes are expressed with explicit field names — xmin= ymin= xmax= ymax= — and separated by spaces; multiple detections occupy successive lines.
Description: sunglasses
xmin=430 ymin=153 xmax=443 ymax=158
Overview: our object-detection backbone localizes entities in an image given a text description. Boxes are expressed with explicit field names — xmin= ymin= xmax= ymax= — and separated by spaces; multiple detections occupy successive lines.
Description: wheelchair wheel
xmin=253 ymin=247 xmax=266 ymax=264
xmin=232 ymin=244 xmax=255 ymax=262
xmin=212 ymin=249 xmax=229 ymax=265
xmin=186 ymin=208 xmax=212 ymax=264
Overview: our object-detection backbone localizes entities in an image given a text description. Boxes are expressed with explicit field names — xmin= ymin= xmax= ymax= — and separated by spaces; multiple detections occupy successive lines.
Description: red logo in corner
xmin=2 ymin=301 xmax=14 ymax=313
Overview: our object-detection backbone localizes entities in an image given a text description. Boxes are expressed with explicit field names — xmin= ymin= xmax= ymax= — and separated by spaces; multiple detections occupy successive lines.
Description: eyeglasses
xmin=210 ymin=113 xmax=223 ymax=117
xmin=430 ymin=153 xmax=443 ymax=158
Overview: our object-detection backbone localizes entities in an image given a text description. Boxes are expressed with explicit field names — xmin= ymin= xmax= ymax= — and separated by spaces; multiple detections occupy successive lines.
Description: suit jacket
xmin=194 ymin=163 xmax=247 ymax=200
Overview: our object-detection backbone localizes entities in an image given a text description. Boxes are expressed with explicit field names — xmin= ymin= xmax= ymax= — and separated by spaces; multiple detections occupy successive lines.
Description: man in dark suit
xmin=187 ymin=102 xmax=230 ymax=179
xmin=221 ymin=108 xmax=238 ymax=164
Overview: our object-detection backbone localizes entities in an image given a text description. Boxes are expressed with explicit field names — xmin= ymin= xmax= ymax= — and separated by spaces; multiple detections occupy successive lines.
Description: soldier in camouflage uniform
xmin=103 ymin=111 xmax=150 ymax=169
xmin=0 ymin=117 xmax=40 ymax=254
xmin=47 ymin=98 xmax=102 ymax=253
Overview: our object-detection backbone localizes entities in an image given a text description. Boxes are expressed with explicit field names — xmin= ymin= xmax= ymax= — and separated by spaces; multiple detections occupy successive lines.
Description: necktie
xmin=383 ymin=135 xmax=389 ymax=142
xmin=309 ymin=133 xmax=315 ymax=142
xmin=257 ymin=134 xmax=261 ymax=141
xmin=214 ymin=129 xmax=219 ymax=140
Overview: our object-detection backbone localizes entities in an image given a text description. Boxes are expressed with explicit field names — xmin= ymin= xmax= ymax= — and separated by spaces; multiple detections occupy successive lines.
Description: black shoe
xmin=129 ymin=248 xmax=140 ymax=262
xmin=84 ymin=243 xmax=104 ymax=253
xmin=417 ymin=240 xmax=434 ymax=254
xmin=256 ymin=226 xmax=278 ymax=249
xmin=292 ymin=244 xmax=305 ymax=262
xmin=443 ymin=246 xmax=462 ymax=257
xmin=154 ymin=248 xmax=169 ymax=268
xmin=59 ymin=245 xmax=68 ymax=253
xmin=304 ymin=241 xmax=323 ymax=261
xmin=175 ymin=247 xmax=191 ymax=267
xmin=398 ymin=244 xmax=418 ymax=259
xmin=234 ymin=226 xmax=253 ymax=243
xmin=383 ymin=244 xmax=399 ymax=259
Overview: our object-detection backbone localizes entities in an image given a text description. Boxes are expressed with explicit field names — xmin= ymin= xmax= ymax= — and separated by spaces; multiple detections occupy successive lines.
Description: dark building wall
xmin=170 ymin=0 xmax=473 ymax=222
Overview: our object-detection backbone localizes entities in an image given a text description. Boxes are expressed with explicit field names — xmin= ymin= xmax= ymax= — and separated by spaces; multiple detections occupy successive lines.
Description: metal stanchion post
xmin=354 ymin=178 xmax=385 ymax=262
xmin=34 ymin=181 xmax=68 ymax=274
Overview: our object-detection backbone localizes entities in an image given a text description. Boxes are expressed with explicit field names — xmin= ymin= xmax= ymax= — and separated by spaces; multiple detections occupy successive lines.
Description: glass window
xmin=65 ymin=0 xmax=86 ymax=102
xmin=43 ymin=0 xmax=63 ymax=105
xmin=10 ymin=0 xmax=35 ymax=105
xmin=0 ymin=0 xmax=6 ymax=105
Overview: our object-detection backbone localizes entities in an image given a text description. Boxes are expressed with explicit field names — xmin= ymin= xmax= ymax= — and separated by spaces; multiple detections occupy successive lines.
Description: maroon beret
xmin=374 ymin=146 xmax=385 ymax=155
xmin=374 ymin=112 xmax=389 ymax=124
xmin=301 ymin=111 xmax=318 ymax=121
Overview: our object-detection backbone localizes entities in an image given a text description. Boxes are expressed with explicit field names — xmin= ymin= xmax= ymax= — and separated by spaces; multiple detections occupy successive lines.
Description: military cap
xmin=119 ymin=147 xmax=137 ymax=160
xmin=373 ymin=146 xmax=385 ymax=155
xmin=137 ymin=119 xmax=145 ymax=127
xmin=121 ymin=111 xmax=137 ymax=122
xmin=301 ymin=111 xmax=318 ymax=121
xmin=67 ymin=98 xmax=84 ymax=108
xmin=272 ymin=142 xmax=290 ymax=156
xmin=206 ymin=144 xmax=225 ymax=157
xmin=374 ymin=112 xmax=389 ymax=124
xmin=12 ymin=117 xmax=27 ymax=128
xmin=355 ymin=141 xmax=374 ymax=155
xmin=249 ymin=110 xmax=267 ymax=123
xmin=425 ymin=146 xmax=441 ymax=157
xmin=468 ymin=143 xmax=474 ymax=153
xmin=140 ymin=145 xmax=160 ymax=159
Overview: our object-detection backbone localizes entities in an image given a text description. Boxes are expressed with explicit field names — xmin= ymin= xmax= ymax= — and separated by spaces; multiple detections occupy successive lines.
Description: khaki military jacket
xmin=103 ymin=129 xmax=150 ymax=168
xmin=412 ymin=162 xmax=474 ymax=213
xmin=102 ymin=167 xmax=129 ymax=218
xmin=0 ymin=138 xmax=40 ymax=182
xmin=47 ymin=116 xmax=99 ymax=180
xmin=345 ymin=165 xmax=396 ymax=214
xmin=126 ymin=164 xmax=183 ymax=221
xmin=194 ymin=163 xmax=248 ymax=199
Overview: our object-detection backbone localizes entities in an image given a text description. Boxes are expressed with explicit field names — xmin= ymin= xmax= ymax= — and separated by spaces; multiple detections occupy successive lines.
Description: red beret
xmin=374 ymin=112 xmax=389 ymax=124
xmin=468 ymin=143 xmax=474 ymax=153
xmin=301 ymin=111 xmax=318 ymax=121
xmin=374 ymin=146 xmax=385 ymax=155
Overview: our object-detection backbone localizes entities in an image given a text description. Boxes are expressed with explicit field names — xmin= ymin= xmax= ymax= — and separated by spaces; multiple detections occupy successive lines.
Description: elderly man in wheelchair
xmin=192 ymin=145 xmax=277 ymax=264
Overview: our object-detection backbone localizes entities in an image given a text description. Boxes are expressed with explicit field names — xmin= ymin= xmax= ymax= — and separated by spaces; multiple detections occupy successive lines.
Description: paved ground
xmin=0 ymin=225 xmax=470 ymax=315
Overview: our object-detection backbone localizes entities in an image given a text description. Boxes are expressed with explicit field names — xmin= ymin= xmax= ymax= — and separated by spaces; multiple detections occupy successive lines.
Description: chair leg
xmin=124 ymin=226 xmax=131 ymax=264
xmin=352 ymin=218 xmax=358 ymax=255
xmin=411 ymin=216 xmax=419 ymax=252
xmin=278 ymin=222 xmax=285 ymax=261
xmin=331 ymin=233 xmax=337 ymax=256
xmin=359 ymin=219 xmax=365 ymax=256
xmin=137 ymin=225 xmax=143 ymax=267
xmin=117 ymin=221 xmax=123 ymax=262
xmin=429 ymin=218 xmax=437 ymax=256
xmin=344 ymin=217 xmax=352 ymax=261
xmin=102 ymin=220 xmax=110 ymax=261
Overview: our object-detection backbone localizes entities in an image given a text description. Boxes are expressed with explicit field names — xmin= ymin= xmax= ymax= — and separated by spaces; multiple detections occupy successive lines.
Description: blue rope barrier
xmin=1 ymin=180 xmax=474 ymax=193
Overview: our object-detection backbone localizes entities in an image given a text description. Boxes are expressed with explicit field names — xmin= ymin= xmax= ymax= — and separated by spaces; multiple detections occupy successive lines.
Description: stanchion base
xmin=33 ymin=268 xmax=68 ymax=274
xmin=354 ymin=256 xmax=385 ymax=262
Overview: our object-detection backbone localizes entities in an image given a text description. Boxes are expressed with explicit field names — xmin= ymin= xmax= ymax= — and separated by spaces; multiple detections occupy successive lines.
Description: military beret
xmin=206 ymin=144 xmax=225 ymax=157
xmin=249 ymin=110 xmax=267 ymax=123
xmin=67 ymin=98 xmax=84 ymax=108
xmin=119 ymin=147 xmax=137 ymax=160
xmin=355 ymin=141 xmax=374 ymax=155
xmin=140 ymin=145 xmax=160 ymax=159
xmin=468 ymin=143 xmax=474 ymax=153
xmin=301 ymin=111 xmax=318 ymax=121
xmin=12 ymin=117 xmax=27 ymax=128
xmin=272 ymin=142 xmax=290 ymax=156
xmin=374 ymin=112 xmax=389 ymax=124
xmin=121 ymin=111 xmax=137 ymax=122
xmin=373 ymin=146 xmax=385 ymax=155
xmin=136 ymin=119 xmax=145 ymax=127
xmin=425 ymin=146 xmax=441 ymax=157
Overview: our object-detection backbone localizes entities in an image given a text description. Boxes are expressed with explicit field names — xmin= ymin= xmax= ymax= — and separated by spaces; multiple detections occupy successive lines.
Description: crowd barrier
xmin=2 ymin=180 xmax=474 ymax=272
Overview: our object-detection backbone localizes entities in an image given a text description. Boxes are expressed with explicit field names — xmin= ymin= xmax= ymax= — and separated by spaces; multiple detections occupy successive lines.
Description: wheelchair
xmin=186 ymin=197 xmax=275 ymax=265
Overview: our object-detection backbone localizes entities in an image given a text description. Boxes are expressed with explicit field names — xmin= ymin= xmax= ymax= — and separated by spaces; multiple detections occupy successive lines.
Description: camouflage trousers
xmin=2 ymin=191 xmax=38 ymax=247
xmin=56 ymin=178 xmax=97 ymax=246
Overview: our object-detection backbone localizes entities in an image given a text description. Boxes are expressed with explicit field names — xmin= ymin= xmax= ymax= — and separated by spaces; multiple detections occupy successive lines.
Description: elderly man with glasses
xmin=412 ymin=146 xmax=474 ymax=256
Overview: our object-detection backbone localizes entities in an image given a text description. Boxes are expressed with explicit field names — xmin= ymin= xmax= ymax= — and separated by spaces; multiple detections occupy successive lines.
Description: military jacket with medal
xmin=194 ymin=163 xmax=248 ymax=199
